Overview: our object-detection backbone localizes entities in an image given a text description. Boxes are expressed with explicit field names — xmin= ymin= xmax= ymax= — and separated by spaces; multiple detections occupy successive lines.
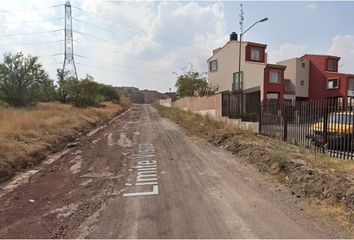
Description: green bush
xmin=56 ymin=72 xmax=119 ymax=108
xmin=98 ymin=84 xmax=120 ymax=103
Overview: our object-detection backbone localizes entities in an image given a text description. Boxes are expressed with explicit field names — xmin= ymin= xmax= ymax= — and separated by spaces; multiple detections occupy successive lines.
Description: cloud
xmin=0 ymin=1 xmax=228 ymax=92
xmin=326 ymin=34 xmax=354 ymax=73
xmin=84 ymin=1 xmax=228 ymax=91
xmin=268 ymin=43 xmax=307 ymax=63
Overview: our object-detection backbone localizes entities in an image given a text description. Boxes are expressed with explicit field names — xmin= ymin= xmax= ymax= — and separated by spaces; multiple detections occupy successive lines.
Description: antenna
xmin=62 ymin=1 xmax=78 ymax=79
xmin=239 ymin=3 xmax=244 ymax=40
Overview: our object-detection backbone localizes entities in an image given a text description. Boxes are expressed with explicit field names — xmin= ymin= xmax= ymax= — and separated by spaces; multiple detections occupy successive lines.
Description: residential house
xmin=207 ymin=32 xmax=287 ymax=101
xmin=278 ymin=54 xmax=354 ymax=101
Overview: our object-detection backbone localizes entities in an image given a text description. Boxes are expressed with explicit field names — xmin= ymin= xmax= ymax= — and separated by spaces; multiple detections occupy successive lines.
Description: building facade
xmin=207 ymin=33 xmax=287 ymax=101
xmin=277 ymin=57 xmax=310 ymax=101
xmin=304 ymin=54 xmax=354 ymax=100
xmin=208 ymin=34 xmax=354 ymax=102
xmin=278 ymin=54 xmax=354 ymax=101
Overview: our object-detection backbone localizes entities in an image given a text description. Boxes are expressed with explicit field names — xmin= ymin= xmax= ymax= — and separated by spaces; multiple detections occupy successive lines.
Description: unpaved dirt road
xmin=0 ymin=105 xmax=348 ymax=238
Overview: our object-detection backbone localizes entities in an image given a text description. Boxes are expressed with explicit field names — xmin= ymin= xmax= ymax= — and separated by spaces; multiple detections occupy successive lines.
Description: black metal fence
xmin=260 ymin=97 xmax=354 ymax=159
xmin=221 ymin=92 xmax=354 ymax=159
xmin=221 ymin=90 xmax=260 ymax=121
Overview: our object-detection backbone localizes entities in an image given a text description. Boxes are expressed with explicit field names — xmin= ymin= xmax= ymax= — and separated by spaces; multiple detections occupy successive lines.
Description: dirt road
xmin=0 ymin=104 xmax=348 ymax=238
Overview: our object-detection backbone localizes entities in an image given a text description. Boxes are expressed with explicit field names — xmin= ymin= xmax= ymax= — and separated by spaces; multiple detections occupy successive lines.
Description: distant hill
xmin=117 ymin=87 xmax=176 ymax=104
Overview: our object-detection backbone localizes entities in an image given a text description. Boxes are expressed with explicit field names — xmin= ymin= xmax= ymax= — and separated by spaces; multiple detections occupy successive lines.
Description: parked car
xmin=308 ymin=112 xmax=354 ymax=150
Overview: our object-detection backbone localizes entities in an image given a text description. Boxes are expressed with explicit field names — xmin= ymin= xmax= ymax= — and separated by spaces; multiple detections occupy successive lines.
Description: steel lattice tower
xmin=62 ymin=1 xmax=78 ymax=79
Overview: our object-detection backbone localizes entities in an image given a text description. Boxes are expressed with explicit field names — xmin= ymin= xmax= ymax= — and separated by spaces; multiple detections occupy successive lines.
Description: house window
xmin=233 ymin=71 xmax=243 ymax=90
xmin=327 ymin=59 xmax=337 ymax=71
xmin=250 ymin=47 xmax=262 ymax=61
xmin=349 ymin=78 xmax=354 ymax=90
xmin=300 ymin=80 xmax=305 ymax=86
xmin=209 ymin=60 xmax=217 ymax=71
xmin=327 ymin=78 xmax=339 ymax=89
xmin=269 ymin=70 xmax=281 ymax=84
xmin=301 ymin=62 xmax=306 ymax=68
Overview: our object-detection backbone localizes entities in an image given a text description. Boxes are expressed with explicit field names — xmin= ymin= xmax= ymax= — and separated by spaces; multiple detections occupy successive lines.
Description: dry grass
xmin=0 ymin=102 xmax=123 ymax=181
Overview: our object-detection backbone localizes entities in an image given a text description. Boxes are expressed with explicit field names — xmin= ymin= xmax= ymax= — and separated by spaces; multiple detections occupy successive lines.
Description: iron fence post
xmin=283 ymin=104 xmax=288 ymax=141
xmin=323 ymin=100 xmax=328 ymax=152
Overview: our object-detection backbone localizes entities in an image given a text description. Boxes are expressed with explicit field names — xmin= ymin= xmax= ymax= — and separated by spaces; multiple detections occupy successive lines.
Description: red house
xmin=279 ymin=54 xmax=354 ymax=101
xmin=303 ymin=54 xmax=354 ymax=100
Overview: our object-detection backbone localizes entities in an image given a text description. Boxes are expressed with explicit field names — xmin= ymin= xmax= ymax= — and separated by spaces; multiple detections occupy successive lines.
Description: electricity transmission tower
xmin=62 ymin=1 xmax=78 ymax=79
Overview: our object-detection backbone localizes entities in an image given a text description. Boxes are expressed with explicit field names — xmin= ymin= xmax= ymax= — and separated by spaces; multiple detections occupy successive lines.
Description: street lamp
xmin=237 ymin=17 xmax=268 ymax=117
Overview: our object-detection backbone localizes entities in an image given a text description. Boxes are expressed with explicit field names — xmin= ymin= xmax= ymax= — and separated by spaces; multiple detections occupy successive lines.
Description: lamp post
xmin=237 ymin=17 xmax=268 ymax=116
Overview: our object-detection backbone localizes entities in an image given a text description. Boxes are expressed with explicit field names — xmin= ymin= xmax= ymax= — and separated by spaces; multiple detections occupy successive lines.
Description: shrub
xmin=98 ymin=84 xmax=120 ymax=103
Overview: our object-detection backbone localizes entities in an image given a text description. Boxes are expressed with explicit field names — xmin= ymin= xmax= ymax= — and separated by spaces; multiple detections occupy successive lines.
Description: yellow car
xmin=309 ymin=112 xmax=354 ymax=150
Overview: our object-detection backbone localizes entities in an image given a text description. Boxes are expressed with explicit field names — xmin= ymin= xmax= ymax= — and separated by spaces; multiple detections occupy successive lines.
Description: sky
xmin=0 ymin=0 xmax=353 ymax=92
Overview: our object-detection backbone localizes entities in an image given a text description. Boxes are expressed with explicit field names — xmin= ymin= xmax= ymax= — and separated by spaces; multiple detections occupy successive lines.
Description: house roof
xmin=302 ymin=54 xmax=341 ymax=60
xmin=207 ymin=40 xmax=267 ymax=61
xmin=266 ymin=63 xmax=287 ymax=69
xmin=246 ymin=41 xmax=267 ymax=48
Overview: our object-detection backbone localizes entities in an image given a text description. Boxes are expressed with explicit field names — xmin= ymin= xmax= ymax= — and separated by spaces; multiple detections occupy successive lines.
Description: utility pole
xmin=238 ymin=4 xmax=244 ymax=117
xmin=62 ymin=0 xmax=78 ymax=79
xmin=239 ymin=4 xmax=244 ymax=41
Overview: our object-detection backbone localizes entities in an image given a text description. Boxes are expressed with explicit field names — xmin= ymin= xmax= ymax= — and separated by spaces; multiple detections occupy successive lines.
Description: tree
xmin=98 ymin=84 xmax=120 ymax=103
xmin=56 ymin=69 xmax=73 ymax=103
xmin=175 ymin=66 xmax=219 ymax=97
xmin=74 ymin=74 xmax=101 ymax=107
xmin=0 ymin=52 xmax=54 ymax=106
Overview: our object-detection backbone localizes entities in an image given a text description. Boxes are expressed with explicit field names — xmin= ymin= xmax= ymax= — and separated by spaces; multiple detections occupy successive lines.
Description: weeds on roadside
xmin=270 ymin=149 xmax=289 ymax=170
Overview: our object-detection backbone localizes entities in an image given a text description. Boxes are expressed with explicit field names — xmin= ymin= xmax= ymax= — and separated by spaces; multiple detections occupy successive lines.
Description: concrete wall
xmin=158 ymin=94 xmax=259 ymax=133
xmin=207 ymin=41 xmax=266 ymax=99
xmin=172 ymin=94 xmax=222 ymax=118
xmin=159 ymin=98 xmax=172 ymax=107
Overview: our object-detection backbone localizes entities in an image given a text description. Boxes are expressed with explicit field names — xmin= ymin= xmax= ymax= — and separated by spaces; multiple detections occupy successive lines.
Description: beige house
xmin=207 ymin=32 xmax=287 ymax=101
xmin=277 ymin=57 xmax=310 ymax=100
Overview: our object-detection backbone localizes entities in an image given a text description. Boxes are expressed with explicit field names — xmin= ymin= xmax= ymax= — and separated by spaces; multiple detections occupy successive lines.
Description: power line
xmin=76 ymin=62 xmax=172 ymax=84
xmin=72 ymin=18 xmax=203 ymax=60
xmin=74 ymin=39 xmax=155 ymax=63
xmin=74 ymin=31 xmax=193 ymax=66
xmin=72 ymin=5 xmax=206 ymax=53
xmin=74 ymin=39 xmax=186 ymax=70
xmin=0 ymin=4 xmax=63 ymax=13
xmin=74 ymin=30 xmax=166 ymax=59
xmin=42 ymin=61 xmax=62 ymax=66
xmin=74 ymin=54 xmax=170 ymax=78
xmin=0 ymin=17 xmax=64 ymax=25
xmin=37 ymin=53 xmax=63 ymax=58
xmin=0 ymin=40 xmax=63 ymax=47
xmin=0 ymin=29 xmax=63 ymax=38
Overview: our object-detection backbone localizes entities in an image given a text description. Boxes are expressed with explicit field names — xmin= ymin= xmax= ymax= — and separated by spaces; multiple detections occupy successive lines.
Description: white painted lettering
xmin=137 ymin=160 xmax=156 ymax=165
xmin=123 ymin=185 xmax=159 ymax=197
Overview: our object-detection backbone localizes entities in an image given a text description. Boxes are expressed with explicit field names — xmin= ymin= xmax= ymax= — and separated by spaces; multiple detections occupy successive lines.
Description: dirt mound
xmin=117 ymin=87 xmax=172 ymax=104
